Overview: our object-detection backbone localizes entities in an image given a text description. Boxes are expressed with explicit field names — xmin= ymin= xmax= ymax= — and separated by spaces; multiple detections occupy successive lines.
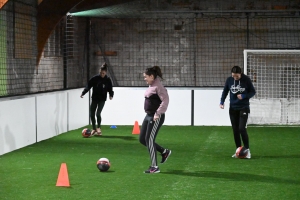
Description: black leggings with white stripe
xmin=139 ymin=113 xmax=165 ymax=167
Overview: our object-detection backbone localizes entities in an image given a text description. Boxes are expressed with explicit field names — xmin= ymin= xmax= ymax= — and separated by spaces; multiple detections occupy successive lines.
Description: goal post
xmin=243 ymin=49 xmax=300 ymax=125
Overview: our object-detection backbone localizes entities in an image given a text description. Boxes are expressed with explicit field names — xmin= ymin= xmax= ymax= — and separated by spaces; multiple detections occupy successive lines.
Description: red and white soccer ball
xmin=82 ymin=128 xmax=91 ymax=138
xmin=235 ymin=146 xmax=248 ymax=158
xmin=97 ymin=158 xmax=111 ymax=172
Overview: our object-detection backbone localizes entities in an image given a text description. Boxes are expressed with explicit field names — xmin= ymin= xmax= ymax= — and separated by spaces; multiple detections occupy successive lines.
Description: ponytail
xmin=100 ymin=62 xmax=108 ymax=72
xmin=144 ymin=66 xmax=163 ymax=79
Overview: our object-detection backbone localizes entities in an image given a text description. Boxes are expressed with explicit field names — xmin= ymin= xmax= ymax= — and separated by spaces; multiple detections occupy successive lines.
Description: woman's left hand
xmin=154 ymin=115 xmax=159 ymax=121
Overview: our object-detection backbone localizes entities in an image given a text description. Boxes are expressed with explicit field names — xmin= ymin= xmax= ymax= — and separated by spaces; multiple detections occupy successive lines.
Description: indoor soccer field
xmin=0 ymin=125 xmax=299 ymax=200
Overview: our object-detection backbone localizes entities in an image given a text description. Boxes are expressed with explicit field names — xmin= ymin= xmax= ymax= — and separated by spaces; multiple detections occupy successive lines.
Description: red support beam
xmin=37 ymin=0 xmax=134 ymax=66
xmin=0 ymin=0 xmax=8 ymax=9
xmin=37 ymin=0 xmax=83 ymax=66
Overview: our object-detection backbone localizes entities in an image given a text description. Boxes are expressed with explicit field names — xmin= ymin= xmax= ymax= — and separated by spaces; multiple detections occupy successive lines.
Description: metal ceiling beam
xmin=70 ymin=0 xmax=135 ymax=13
xmin=142 ymin=10 xmax=300 ymax=13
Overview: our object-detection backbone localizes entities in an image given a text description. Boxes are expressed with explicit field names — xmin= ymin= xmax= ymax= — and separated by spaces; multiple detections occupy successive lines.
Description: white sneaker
xmin=91 ymin=130 xmax=97 ymax=136
xmin=232 ymin=147 xmax=239 ymax=158
xmin=96 ymin=128 xmax=102 ymax=136
xmin=245 ymin=149 xmax=251 ymax=159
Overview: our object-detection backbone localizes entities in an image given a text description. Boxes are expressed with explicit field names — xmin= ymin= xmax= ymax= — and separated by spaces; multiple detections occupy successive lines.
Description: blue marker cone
xmin=110 ymin=125 xmax=117 ymax=129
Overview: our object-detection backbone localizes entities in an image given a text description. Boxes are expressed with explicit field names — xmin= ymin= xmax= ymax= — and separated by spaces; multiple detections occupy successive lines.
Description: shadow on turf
xmin=163 ymin=170 xmax=300 ymax=185
xmin=254 ymin=155 xmax=300 ymax=159
xmin=94 ymin=135 xmax=136 ymax=141
xmin=98 ymin=170 xmax=115 ymax=173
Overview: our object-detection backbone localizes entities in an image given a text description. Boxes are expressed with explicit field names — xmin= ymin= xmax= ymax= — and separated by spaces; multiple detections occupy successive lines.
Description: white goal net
xmin=244 ymin=50 xmax=300 ymax=125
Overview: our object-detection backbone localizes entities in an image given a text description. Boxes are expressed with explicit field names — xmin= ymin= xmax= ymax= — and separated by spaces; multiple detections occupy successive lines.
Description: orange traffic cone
xmin=132 ymin=121 xmax=140 ymax=134
xmin=56 ymin=163 xmax=70 ymax=187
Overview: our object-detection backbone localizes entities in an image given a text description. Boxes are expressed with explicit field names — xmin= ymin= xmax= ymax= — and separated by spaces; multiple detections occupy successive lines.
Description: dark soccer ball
xmin=82 ymin=128 xmax=91 ymax=138
xmin=97 ymin=158 xmax=110 ymax=172
xmin=236 ymin=146 xmax=248 ymax=158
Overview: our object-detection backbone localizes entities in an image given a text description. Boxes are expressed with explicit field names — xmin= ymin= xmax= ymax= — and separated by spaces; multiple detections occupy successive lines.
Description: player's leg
xmin=90 ymin=100 xmax=98 ymax=134
xmin=96 ymin=101 xmax=105 ymax=135
xmin=229 ymin=108 xmax=241 ymax=157
xmin=229 ymin=108 xmax=242 ymax=148
xmin=143 ymin=114 xmax=162 ymax=173
xmin=139 ymin=114 xmax=167 ymax=151
xmin=152 ymin=114 xmax=171 ymax=164
xmin=153 ymin=114 xmax=165 ymax=155
xmin=139 ymin=114 xmax=159 ymax=173
xmin=239 ymin=108 xmax=251 ymax=158
xmin=147 ymin=118 xmax=159 ymax=168
xmin=239 ymin=108 xmax=250 ymax=149
xmin=139 ymin=115 xmax=150 ymax=147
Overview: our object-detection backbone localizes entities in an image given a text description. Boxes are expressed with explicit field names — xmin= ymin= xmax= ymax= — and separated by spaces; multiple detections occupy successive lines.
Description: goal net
xmin=244 ymin=50 xmax=300 ymax=125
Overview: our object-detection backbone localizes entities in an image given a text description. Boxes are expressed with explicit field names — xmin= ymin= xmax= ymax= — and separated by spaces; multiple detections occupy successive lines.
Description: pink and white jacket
xmin=144 ymin=78 xmax=169 ymax=118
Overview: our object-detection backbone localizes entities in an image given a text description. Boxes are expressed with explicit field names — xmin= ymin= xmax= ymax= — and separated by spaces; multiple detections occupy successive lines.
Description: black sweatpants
xmin=90 ymin=100 xmax=105 ymax=130
xmin=229 ymin=108 xmax=250 ymax=149
xmin=139 ymin=113 xmax=165 ymax=167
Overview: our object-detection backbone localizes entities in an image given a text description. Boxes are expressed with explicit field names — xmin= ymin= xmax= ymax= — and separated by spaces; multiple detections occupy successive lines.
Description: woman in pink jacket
xmin=140 ymin=66 xmax=171 ymax=174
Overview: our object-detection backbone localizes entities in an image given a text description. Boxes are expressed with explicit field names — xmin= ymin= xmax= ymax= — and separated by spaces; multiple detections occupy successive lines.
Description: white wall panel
xmin=36 ymin=92 xmax=67 ymax=142
xmin=194 ymin=89 xmax=231 ymax=126
xmin=68 ymin=89 xmax=89 ymax=130
xmin=0 ymin=97 xmax=36 ymax=155
xmin=164 ymin=89 xmax=191 ymax=125
xmin=101 ymin=88 xmax=146 ymax=126
xmin=0 ymin=88 xmax=232 ymax=156
xmin=101 ymin=88 xmax=192 ymax=126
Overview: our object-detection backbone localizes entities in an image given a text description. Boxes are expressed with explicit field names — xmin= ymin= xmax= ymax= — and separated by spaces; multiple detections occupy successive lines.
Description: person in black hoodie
xmin=220 ymin=66 xmax=256 ymax=159
xmin=80 ymin=63 xmax=114 ymax=136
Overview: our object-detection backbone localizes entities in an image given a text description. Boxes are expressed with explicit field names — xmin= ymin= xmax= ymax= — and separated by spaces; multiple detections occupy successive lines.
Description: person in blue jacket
xmin=220 ymin=66 xmax=256 ymax=159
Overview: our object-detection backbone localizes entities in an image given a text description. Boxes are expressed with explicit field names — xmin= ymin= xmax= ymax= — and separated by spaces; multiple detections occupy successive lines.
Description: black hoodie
xmin=81 ymin=75 xmax=114 ymax=101
xmin=220 ymin=73 xmax=256 ymax=110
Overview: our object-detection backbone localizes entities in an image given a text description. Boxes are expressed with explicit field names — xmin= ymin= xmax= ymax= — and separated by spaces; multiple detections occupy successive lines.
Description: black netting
xmin=0 ymin=1 xmax=37 ymax=96
xmin=0 ymin=0 xmax=299 ymax=97
xmin=87 ymin=15 xmax=299 ymax=87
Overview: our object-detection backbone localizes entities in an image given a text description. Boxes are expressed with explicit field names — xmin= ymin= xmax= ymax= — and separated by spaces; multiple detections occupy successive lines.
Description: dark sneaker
xmin=144 ymin=166 xmax=160 ymax=174
xmin=160 ymin=149 xmax=171 ymax=164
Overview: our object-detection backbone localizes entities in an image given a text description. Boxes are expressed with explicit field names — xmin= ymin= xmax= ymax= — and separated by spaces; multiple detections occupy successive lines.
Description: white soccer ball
xmin=97 ymin=158 xmax=110 ymax=172
xmin=98 ymin=158 xmax=109 ymax=163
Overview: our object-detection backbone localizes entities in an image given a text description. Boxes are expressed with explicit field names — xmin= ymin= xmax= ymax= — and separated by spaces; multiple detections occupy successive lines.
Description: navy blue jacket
xmin=220 ymin=73 xmax=256 ymax=110
xmin=81 ymin=75 xmax=114 ymax=101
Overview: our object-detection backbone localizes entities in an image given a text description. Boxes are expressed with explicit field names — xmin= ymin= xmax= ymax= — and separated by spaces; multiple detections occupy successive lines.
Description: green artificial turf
xmin=0 ymin=126 xmax=299 ymax=200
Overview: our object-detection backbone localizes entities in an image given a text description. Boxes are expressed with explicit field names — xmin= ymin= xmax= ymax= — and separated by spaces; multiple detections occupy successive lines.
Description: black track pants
xmin=229 ymin=108 xmax=250 ymax=149
xmin=90 ymin=100 xmax=105 ymax=130
xmin=139 ymin=113 xmax=165 ymax=167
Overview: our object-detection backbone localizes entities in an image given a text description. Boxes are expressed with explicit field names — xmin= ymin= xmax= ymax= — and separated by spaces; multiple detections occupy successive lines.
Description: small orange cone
xmin=56 ymin=163 xmax=70 ymax=187
xmin=132 ymin=121 xmax=140 ymax=134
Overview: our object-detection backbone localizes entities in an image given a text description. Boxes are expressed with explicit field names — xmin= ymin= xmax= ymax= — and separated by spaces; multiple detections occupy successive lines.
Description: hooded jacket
xmin=220 ymin=73 xmax=256 ymax=110
xmin=81 ymin=75 xmax=114 ymax=101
